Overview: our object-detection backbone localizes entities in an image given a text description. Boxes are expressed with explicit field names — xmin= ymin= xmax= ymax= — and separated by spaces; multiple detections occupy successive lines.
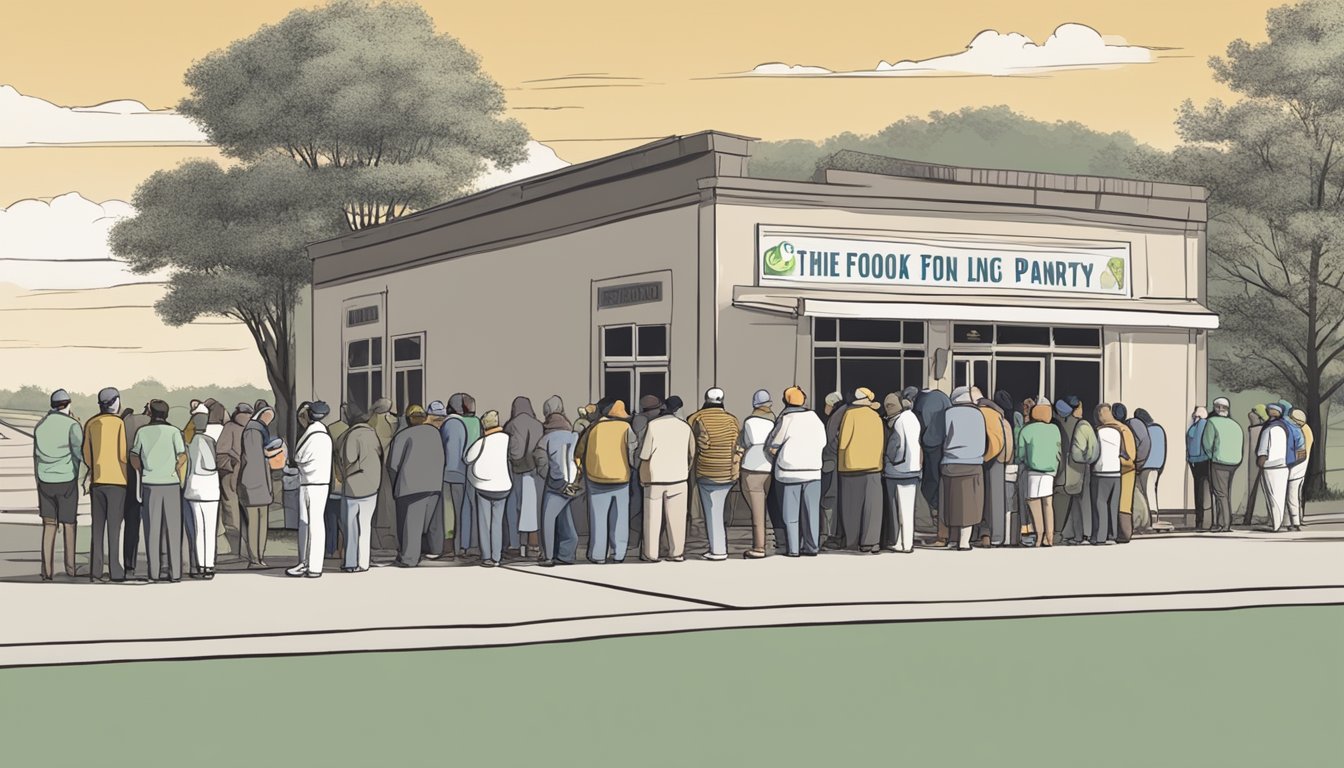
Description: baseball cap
xmin=50 ymin=389 xmax=70 ymax=406
xmin=705 ymin=387 xmax=725 ymax=405
xmin=752 ymin=389 xmax=772 ymax=408
xmin=426 ymin=400 xmax=449 ymax=417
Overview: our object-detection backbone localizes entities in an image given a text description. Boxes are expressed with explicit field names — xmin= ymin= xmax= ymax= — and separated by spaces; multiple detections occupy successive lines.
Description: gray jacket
xmin=387 ymin=423 xmax=446 ymax=498
xmin=238 ymin=419 xmax=272 ymax=506
xmin=504 ymin=397 xmax=544 ymax=475
xmin=534 ymin=429 xmax=579 ymax=489
xmin=942 ymin=404 xmax=987 ymax=465
xmin=338 ymin=423 xmax=383 ymax=499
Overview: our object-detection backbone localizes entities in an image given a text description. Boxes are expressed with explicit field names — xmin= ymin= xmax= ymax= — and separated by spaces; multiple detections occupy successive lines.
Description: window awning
xmin=731 ymin=287 xmax=1219 ymax=330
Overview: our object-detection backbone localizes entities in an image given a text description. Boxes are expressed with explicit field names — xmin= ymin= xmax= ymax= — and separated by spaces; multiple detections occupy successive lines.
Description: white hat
xmin=752 ymin=389 xmax=772 ymax=408
xmin=705 ymin=387 xmax=725 ymax=405
xmin=1212 ymin=397 xmax=1231 ymax=410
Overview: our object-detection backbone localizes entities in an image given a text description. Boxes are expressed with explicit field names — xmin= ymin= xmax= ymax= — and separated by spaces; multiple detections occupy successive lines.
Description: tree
xmin=110 ymin=160 xmax=344 ymax=441
xmin=1142 ymin=0 xmax=1344 ymax=497
xmin=177 ymin=0 xmax=529 ymax=230
xmin=749 ymin=105 xmax=1153 ymax=181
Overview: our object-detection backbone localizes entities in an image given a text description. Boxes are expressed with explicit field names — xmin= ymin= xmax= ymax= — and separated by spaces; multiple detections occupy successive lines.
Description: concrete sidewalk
xmin=0 ymin=527 xmax=1339 ymax=668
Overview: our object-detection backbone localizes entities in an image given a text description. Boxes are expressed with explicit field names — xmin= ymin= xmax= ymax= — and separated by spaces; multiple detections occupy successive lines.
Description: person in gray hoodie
xmin=386 ymin=408 xmax=446 ymax=567
xmin=914 ymin=386 xmax=953 ymax=545
xmin=533 ymin=397 xmax=579 ymax=565
xmin=238 ymin=407 xmax=274 ymax=568
xmin=941 ymin=387 xmax=987 ymax=551
xmin=337 ymin=400 xmax=383 ymax=572
xmin=504 ymin=396 xmax=544 ymax=558
xmin=441 ymin=393 xmax=477 ymax=558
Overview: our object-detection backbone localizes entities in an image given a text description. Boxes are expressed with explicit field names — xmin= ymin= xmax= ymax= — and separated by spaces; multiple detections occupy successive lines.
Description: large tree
xmin=178 ymin=0 xmax=529 ymax=230
xmin=1144 ymin=0 xmax=1344 ymax=497
xmin=110 ymin=160 xmax=343 ymax=441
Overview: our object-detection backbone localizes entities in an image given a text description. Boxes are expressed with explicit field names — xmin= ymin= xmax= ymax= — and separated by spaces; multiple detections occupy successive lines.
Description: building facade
xmin=304 ymin=131 xmax=1214 ymax=511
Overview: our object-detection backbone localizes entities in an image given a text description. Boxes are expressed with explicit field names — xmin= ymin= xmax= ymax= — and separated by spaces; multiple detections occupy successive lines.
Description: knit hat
xmin=1054 ymin=399 xmax=1072 ymax=418
xmin=1251 ymin=404 xmax=1268 ymax=423
xmin=664 ymin=396 xmax=684 ymax=415
xmin=235 ymin=402 xmax=254 ymax=415
xmin=705 ymin=387 xmax=725 ymax=405
xmin=752 ymin=389 xmax=772 ymax=408
xmin=639 ymin=394 xmax=663 ymax=414
xmin=1277 ymin=399 xmax=1294 ymax=417
xmin=1266 ymin=402 xmax=1284 ymax=415
xmin=480 ymin=410 xmax=501 ymax=429
xmin=97 ymin=387 xmax=120 ymax=407
xmin=308 ymin=401 xmax=331 ymax=420
xmin=883 ymin=392 xmax=902 ymax=417
xmin=950 ymin=386 xmax=972 ymax=404
xmin=371 ymin=398 xmax=392 ymax=415
xmin=426 ymin=400 xmax=449 ymax=417
xmin=784 ymin=386 xmax=807 ymax=407
xmin=1212 ymin=397 xmax=1230 ymax=410
xmin=824 ymin=391 xmax=843 ymax=408
xmin=1289 ymin=408 xmax=1307 ymax=426
xmin=608 ymin=400 xmax=630 ymax=419
xmin=405 ymin=404 xmax=426 ymax=418
xmin=1030 ymin=403 xmax=1054 ymax=423
xmin=50 ymin=389 xmax=70 ymax=407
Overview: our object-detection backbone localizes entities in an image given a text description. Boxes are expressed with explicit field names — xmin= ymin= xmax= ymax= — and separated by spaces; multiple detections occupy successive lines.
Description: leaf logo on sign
xmin=763 ymin=242 xmax=797 ymax=276
xmin=1102 ymin=257 xmax=1126 ymax=290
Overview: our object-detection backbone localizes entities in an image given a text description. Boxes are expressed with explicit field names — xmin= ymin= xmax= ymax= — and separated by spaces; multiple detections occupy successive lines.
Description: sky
xmin=0 ymin=0 xmax=1281 ymax=390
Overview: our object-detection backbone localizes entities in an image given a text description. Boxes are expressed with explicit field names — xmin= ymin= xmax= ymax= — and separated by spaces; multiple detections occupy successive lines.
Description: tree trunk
xmin=1304 ymin=389 xmax=1328 ymax=500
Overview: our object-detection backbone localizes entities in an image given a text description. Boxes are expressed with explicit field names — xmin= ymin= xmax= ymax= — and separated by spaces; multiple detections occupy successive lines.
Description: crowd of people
xmin=28 ymin=381 xmax=1312 ymax=582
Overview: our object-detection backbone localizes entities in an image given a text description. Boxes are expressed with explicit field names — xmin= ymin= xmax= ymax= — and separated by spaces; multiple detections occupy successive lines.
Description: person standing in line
xmin=337 ymin=401 xmax=382 ymax=572
xmin=628 ymin=395 xmax=661 ymax=556
xmin=1110 ymin=403 xmax=1139 ymax=544
xmin=534 ymin=397 xmax=580 ymax=566
xmin=1121 ymin=404 xmax=1153 ymax=532
xmin=183 ymin=405 xmax=224 ymax=579
xmin=214 ymin=403 xmax=251 ymax=561
xmin=941 ymin=387 xmax=987 ymax=551
xmin=1056 ymin=397 xmax=1098 ymax=545
xmin=687 ymin=388 xmax=742 ymax=561
xmin=122 ymin=403 xmax=151 ymax=572
xmin=420 ymin=400 xmax=451 ymax=560
xmin=1287 ymin=409 xmax=1312 ymax=531
xmin=385 ymin=404 xmax=445 ymax=568
xmin=441 ymin=393 xmax=480 ymax=558
xmin=1242 ymin=405 xmax=1268 ymax=527
xmin=637 ymin=394 xmax=695 ymax=562
xmin=129 ymin=400 xmax=186 ymax=582
xmin=836 ymin=388 xmax=884 ymax=553
xmin=1135 ymin=409 xmax=1166 ymax=530
xmin=1093 ymin=405 xmax=1124 ymax=545
xmin=914 ymin=385 xmax=953 ymax=546
xmin=738 ymin=389 xmax=776 ymax=559
xmin=286 ymin=402 xmax=333 ymax=578
xmin=1201 ymin=397 xmax=1244 ymax=533
xmin=368 ymin=397 xmax=399 ymax=552
xmin=575 ymin=400 xmax=638 ymax=563
xmin=465 ymin=410 xmax=512 ymax=566
xmin=504 ymin=396 xmax=544 ymax=559
xmin=573 ymin=404 xmax=595 ymax=435
xmin=1017 ymin=403 xmax=1062 ymax=547
xmin=820 ymin=391 xmax=848 ymax=550
xmin=324 ymin=404 xmax=352 ymax=563
xmin=882 ymin=392 xmax=921 ymax=554
xmin=82 ymin=387 xmax=128 ymax=582
xmin=34 ymin=389 xmax=83 ymax=580
xmin=766 ymin=387 xmax=826 ymax=557
xmin=1256 ymin=402 xmax=1292 ymax=532
xmin=1186 ymin=406 xmax=1213 ymax=531
xmin=976 ymin=394 xmax=1012 ymax=548
xmin=238 ymin=405 xmax=276 ymax=568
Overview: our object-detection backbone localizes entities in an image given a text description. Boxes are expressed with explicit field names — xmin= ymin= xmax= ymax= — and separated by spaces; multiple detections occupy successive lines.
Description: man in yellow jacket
xmin=575 ymin=400 xmax=637 ymax=563
xmin=687 ymin=388 xmax=741 ymax=560
xmin=837 ymin=387 xmax=884 ymax=552
xmin=82 ymin=387 xmax=129 ymax=582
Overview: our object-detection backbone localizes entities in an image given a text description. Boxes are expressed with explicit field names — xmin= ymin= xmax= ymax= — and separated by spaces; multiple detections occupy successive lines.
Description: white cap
xmin=752 ymin=389 xmax=772 ymax=408
xmin=1212 ymin=397 xmax=1231 ymax=409
xmin=705 ymin=387 xmax=725 ymax=405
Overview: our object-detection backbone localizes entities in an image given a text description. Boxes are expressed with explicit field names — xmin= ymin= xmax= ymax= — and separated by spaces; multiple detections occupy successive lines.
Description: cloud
xmin=0 ymin=193 xmax=165 ymax=289
xmin=473 ymin=141 xmax=570 ymax=190
xmin=0 ymin=84 xmax=210 ymax=146
xmin=734 ymin=24 xmax=1158 ymax=78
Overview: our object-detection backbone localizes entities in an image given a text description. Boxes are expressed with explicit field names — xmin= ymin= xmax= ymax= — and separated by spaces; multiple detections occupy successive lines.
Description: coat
xmin=504 ymin=396 xmax=544 ymax=475
xmin=238 ymin=419 xmax=273 ymax=507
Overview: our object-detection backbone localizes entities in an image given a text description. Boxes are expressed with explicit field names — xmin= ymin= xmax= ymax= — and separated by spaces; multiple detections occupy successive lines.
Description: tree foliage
xmin=178 ymin=0 xmax=529 ymax=229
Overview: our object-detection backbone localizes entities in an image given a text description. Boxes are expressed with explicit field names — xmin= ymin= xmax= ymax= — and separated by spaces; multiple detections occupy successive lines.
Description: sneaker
xmin=702 ymin=552 xmax=728 ymax=561
xmin=304 ymin=571 xmax=322 ymax=579
xmin=285 ymin=565 xmax=308 ymax=578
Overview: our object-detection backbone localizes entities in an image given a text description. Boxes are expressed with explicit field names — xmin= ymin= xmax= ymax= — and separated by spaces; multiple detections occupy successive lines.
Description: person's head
xmin=950 ymin=386 xmax=972 ymax=405
xmin=1054 ymin=399 xmax=1072 ymax=421
xmin=1096 ymin=403 xmax=1114 ymax=424
xmin=207 ymin=402 xmax=227 ymax=425
xmin=406 ymin=404 xmax=427 ymax=425
xmin=1276 ymin=399 xmax=1294 ymax=418
xmin=752 ymin=389 xmax=772 ymax=411
xmin=446 ymin=393 xmax=465 ymax=416
xmin=1111 ymin=402 xmax=1128 ymax=422
xmin=1249 ymin=404 xmax=1267 ymax=425
xmin=883 ymin=392 xmax=903 ymax=419
xmin=1134 ymin=408 xmax=1153 ymax=427
xmin=784 ymin=386 xmax=807 ymax=409
xmin=1191 ymin=405 xmax=1208 ymax=422
xmin=427 ymin=400 xmax=449 ymax=423
xmin=639 ymin=394 xmax=663 ymax=417
xmin=119 ymin=407 xmax=133 ymax=419
xmin=1030 ymin=403 xmax=1053 ymax=424
xmin=255 ymin=407 xmax=275 ymax=426
xmin=97 ymin=387 xmax=120 ymax=415
xmin=232 ymin=402 xmax=254 ymax=425
xmin=307 ymin=401 xmax=331 ymax=425
xmin=853 ymin=387 xmax=878 ymax=408
xmin=1290 ymin=409 xmax=1307 ymax=427
xmin=481 ymin=410 xmax=501 ymax=430
xmin=1066 ymin=395 xmax=1083 ymax=419
xmin=824 ymin=391 xmax=843 ymax=415
xmin=1266 ymin=402 xmax=1284 ymax=420
xmin=296 ymin=401 xmax=312 ymax=429
xmin=704 ymin=387 xmax=725 ymax=407
xmin=543 ymin=395 xmax=565 ymax=418
xmin=49 ymin=389 xmax=71 ymax=414
xmin=253 ymin=398 xmax=270 ymax=414
xmin=371 ymin=398 xmax=392 ymax=418
xmin=993 ymin=390 xmax=1014 ymax=415
xmin=345 ymin=400 xmax=368 ymax=425
xmin=607 ymin=400 xmax=630 ymax=420
xmin=581 ymin=403 xmax=596 ymax=420
xmin=969 ymin=386 xmax=984 ymax=403
xmin=460 ymin=394 xmax=476 ymax=417
xmin=901 ymin=385 xmax=919 ymax=403
xmin=189 ymin=399 xmax=202 ymax=412
xmin=1212 ymin=397 xmax=1230 ymax=417
xmin=148 ymin=399 xmax=170 ymax=423
xmin=664 ymin=396 xmax=684 ymax=416
xmin=1020 ymin=397 xmax=1036 ymax=415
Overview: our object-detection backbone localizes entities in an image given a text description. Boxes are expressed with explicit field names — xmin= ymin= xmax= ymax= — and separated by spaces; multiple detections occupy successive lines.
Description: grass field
xmin=1 ymin=606 xmax=1339 ymax=766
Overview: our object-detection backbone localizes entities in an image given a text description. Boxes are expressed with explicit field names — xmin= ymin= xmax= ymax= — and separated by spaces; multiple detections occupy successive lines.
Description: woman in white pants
xmin=184 ymin=417 xmax=224 ymax=579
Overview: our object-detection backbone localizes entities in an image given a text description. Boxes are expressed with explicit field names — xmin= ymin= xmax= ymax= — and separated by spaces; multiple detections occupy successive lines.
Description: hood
xmin=882 ymin=393 xmax=902 ymax=419
xmin=543 ymin=411 xmax=573 ymax=431
xmin=204 ymin=423 xmax=224 ymax=441
xmin=447 ymin=393 xmax=465 ymax=415
xmin=543 ymin=395 xmax=564 ymax=418
xmin=510 ymin=396 xmax=537 ymax=421
xmin=231 ymin=411 xmax=251 ymax=427
xmin=371 ymin=398 xmax=392 ymax=415
xmin=1030 ymin=404 xmax=1054 ymax=423
xmin=993 ymin=390 xmax=1014 ymax=414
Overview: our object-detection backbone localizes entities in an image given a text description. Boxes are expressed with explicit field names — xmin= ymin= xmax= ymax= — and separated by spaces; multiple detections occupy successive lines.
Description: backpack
xmin=1283 ymin=419 xmax=1306 ymax=466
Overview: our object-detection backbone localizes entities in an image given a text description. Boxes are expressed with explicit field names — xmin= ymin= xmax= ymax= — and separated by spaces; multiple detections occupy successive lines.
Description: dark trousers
xmin=1210 ymin=464 xmax=1237 ymax=531
xmin=766 ymin=479 xmax=785 ymax=552
xmin=820 ymin=468 xmax=838 ymax=540
xmin=90 ymin=484 xmax=127 ymax=581
xmin=325 ymin=495 xmax=344 ymax=556
xmin=1189 ymin=461 xmax=1212 ymax=529
xmin=422 ymin=490 xmax=445 ymax=557
xmin=920 ymin=445 xmax=944 ymax=513
xmin=838 ymin=472 xmax=882 ymax=549
xmin=1093 ymin=476 xmax=1121 ymax=543
xmin=395 ymin=492 xmax=438 ymax=567
xmin=141 ymin=484 xmax=183 ymax=581
xmin=541 ymin=488 xmax=579 ymax=563
xmin=123 ymin=468 xmax=142 ymax=570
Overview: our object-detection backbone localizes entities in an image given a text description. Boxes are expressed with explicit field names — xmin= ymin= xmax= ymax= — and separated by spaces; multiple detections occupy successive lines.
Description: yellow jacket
xmin=838 ymin=405 xmax=884 ymax=474
xmin=575 ymin=418 xmax=635 ymax=484
xmin=82 ymin=412 xmax=128 ymax=486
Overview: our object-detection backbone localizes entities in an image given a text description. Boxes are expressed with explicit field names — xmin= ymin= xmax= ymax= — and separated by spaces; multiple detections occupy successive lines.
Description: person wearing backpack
xmin=1056 ymin=397 xmax=1098 ymax=545
xmin=1256 ymin=402 xmax=1292 ymax=532
xmin=1285 ymin=405 xmax=1310 ymax=531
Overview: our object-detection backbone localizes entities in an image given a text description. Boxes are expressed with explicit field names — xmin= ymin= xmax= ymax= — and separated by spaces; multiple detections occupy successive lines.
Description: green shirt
xmin=1016 ymin=421 xmax=1062 ymax=474
xmin=33 ymin=411 xmax=83 ymax=484
xmin=1201 ymin=415 xmax=1244 ymax=466
xmin=131 ymin=422 xmax=186 ymax=486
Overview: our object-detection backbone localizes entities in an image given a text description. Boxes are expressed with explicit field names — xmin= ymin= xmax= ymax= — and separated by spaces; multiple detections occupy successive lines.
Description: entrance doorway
xmin=952 ymin=355 xmax=991 ymax=395
xmin=1053 ymin=357 xmax=1102 ymax=418
xmin=995 ymin=357 xmax=1045 ymax=404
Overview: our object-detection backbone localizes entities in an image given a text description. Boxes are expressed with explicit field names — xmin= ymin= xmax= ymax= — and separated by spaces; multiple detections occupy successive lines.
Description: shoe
xmin=667 ymin=555 xmax=685 ymax=563
xmin=955 ymin=545 xmax=973 ymax=551
xmin=743 ymin=549 xmax=766 ymax=559
xmin=423 ymin=553 xmax=442 ymax=561
xmin=785 ymin=552 xmax=801 ymax=558
xmin=540 ymin=559 xmax=555 ymax=567
xmin=586 ymin=558 xmax=607 ymax=565
xmin=639 ymin=553 xmax=660 ymax=563
xmin=702 ymin=552 xmax=728 ymax=561
xmin=257 ymin=560 xmax=269 ymax=568
xmin=932 ymin=539 xmax=947 ymax=547
xmin=304 ymin=571 xmax=322 ymax=579
xmin=285 ymin=565 xmax=308 ymax=577
xmin=865 ymin=545 xmax=881 ymax=554
xmin=481 ymin=560 xmax=498 ymax=568
xmin=801 ymin=551 xmax=818 ymax=557
xmin=884 ymin=545 xmax=900 ymax=552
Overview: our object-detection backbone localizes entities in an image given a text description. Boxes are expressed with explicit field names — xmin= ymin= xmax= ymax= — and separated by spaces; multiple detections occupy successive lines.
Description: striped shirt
xmin=687 ymin=406 xmax=741 ymax=483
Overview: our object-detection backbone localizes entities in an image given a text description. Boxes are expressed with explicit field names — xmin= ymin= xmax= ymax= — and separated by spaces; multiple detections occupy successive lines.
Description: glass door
xmin=953 ymin=355 xmax=991 ymax=395
xmin=994 ymin=356 xmax=1046 ymax=404
xmin=1053 ymin=357 xmax=1102 ymax=418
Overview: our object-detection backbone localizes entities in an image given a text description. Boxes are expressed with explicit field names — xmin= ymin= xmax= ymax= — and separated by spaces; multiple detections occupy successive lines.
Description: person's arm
xmin=886 ymin=426 xmax=905 ymax=467
xmin=1201 ymin=422 xmax=1216 ymax=457
xmin=506 ymin=426 xmax=526 ymax=463
xmin=638 ymin=426 xmax=656 ymax=464
xmin=81 ymin=424 xmax=94 ymax=489
xmin=1015 ymin=426 xmax=1027 ymax=465
xmin=174 ymin=430 xmax=188 ymax=481
xmin=128 ymin=430 xmax=143 ymax=473
xmin=625 ymin=425 xmax=638 ymax=468
xmin=838 ymin=411 xmax=854 ymax=453
xmin=533 ymin=441 xmax=551 ymax=480
xmin=764 ymin=418 xmax=785 ymax=458
xmin=574 ymin=427 xmax=590 ymax=471
xmin=69 ymin=420 xmax=85 ymax=477
xmin=463 ymin=437 xmax=483 ymax=466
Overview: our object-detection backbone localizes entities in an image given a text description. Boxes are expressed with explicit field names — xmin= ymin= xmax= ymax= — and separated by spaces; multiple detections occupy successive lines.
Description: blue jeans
xmin=779 ymin=480 xmax=821 ymax=555
xmin=541 ymin=489 xmax=579 ymax=563
xmin=476 ymin=490 xmax=508 ymax=563
xmin=697 ymin=480 xmax=734 ymax=556
xmin=586 ymin=481 xmax=630 ymax=562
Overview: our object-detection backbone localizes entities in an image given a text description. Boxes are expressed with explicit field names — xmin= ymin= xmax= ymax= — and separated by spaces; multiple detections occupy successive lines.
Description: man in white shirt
xmin=1256 ymin=402 xmax=1291 ymax=532
xmin=637 ymin=396 xmax=696 ymax=562
xmin=738 ymin=389 xmax=776 ymax=559
xmin=287 ymin=401 xmax=333 ymax=578
xmin=882 ymin=393 xmax=922 ymax=553
xmin=766 ymin=387 xmax=827 ymax=556
xmin=1092 ymin=404 xmax=1124 ymax=545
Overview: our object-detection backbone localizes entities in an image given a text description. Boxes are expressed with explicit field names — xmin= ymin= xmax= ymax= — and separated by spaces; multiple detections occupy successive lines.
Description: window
xmin=345 ymin=337 xmax=383 ymax=413
xmin=813 ymin=319 xmax=927 ymax=413
xmin=601 ymin=323 xmax=669 ymax=408
xmin=346 ymin=305 xmax=379 ymax=327
xmin=392 ymin=332 xmax=426 ymax=411
xmin=949 ymin=324 xmax=1102 ymax=404
xmin=953 ymin=324 xmax=995 ymax=344
xmin=1053 ymin=327 xmax=1102 ymax=348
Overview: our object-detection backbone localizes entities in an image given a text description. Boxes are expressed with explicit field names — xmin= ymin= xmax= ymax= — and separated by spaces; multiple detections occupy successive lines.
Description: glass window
xmin=903 ymin=321 xmax=925 ymax=345
xmin=604 ymin=326 xmax=634 ymax=358
xmin=839 ymin=318 xmax=902 ymax=343
xmin=638 ymin=370 xmax=668 ymax=402
xmin=813 ymin=358 xmax=837 ymax=415
xmin=371 ymin=371 xmax=383 ymax=403
xmin=953 ymin=324 xmax=994 ymax=344
xmin=1053 ymin=327 xmax=1102 ymax=348
xmin=603 ymin=369 xmax=632 ymax=407
xmin=393 ymin=335 xmax=422 ymax=364
xmin=371 ymin=337 xmax=383 ymax=366
xmin=814 ymin=318 xmax=837 ymax=343
xmin=347 ymin=339 xmax=370 ymax=368
xmin=346 ymin=372 xmax=368 ymax=412
xmin=996 ymin=325 xmax=1051 ymax=346
xmin=637 ymin=325 xmax=668 ymax=358
xmin=838 ymin=347 xmax=904 ymax=359
xmin=903 ymin=360 xmax=923 ymax=390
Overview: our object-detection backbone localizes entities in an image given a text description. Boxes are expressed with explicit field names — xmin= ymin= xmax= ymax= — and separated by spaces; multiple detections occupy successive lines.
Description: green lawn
xmin=2 ymin=607 xmax=1340 ymax=766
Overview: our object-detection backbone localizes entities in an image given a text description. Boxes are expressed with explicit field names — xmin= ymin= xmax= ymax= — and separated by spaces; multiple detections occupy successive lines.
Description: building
xmin=303 ymin=131 xmax=1214 ymax=511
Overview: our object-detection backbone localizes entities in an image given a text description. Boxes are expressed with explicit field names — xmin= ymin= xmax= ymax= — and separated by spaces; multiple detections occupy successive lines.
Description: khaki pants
xmin=218 ymin=470 xmax=242 ymax=557
xmin=643 ymin=482 xmax=688 ymax=560
xmin=741 ymin=470 xmax=771 ymax=552
xmin=243 ymin=505 xmax=269 ymax=564
xmin=41 ymin=519 xmax=77 ymax=578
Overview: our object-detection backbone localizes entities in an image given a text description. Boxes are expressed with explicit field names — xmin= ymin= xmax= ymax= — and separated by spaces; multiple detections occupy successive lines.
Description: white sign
xmin=758 ymin=229 xmax=1131 ymax=297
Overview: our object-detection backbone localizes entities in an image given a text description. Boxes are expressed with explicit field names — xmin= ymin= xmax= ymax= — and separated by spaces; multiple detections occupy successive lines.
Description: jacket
xmin=822 ymin=403 xmax=849 ymax=472
xmin=33 ymin=410 xmax=83 ymax=484
xmin=1096 ymin=424 xmax=1123 ymax=476
xmin=1063 ymin=416 xmax=1099 ymax=494
xmin=534 ymin=426 xmax=579 ymax=488
xmin=387 ymin=423 xmax=447 ymax=497
xmin=638 ymin=414 xmax=695 ymax=485
xmin=738 ymin=408 xmax=776 ymax=473
xmin=1146 ymin=424 xmax=1167 ymax=471
xmin=575 ymin=417 xmax=636 ymax=484
xmin=1256 ymin=421 xmax=1288 ymax=469
xmin=942 ymin=404 xmax=987 ymax=465
xmin=441 ymin=415 xmax=470 ymax=483
xmin=465 ymin=429 xmax=513 ymax=493
xmin=1186 ymin=419 xmax=1210 ymax=463
xmin=1201 ymin=415 xmax=1244 ymax=467
xmin=837 ymin=403 xmax=883 ymax=474
xmin=238 ymin=419 xmax=273 ymax=506
xmin=82 ymin=412 xmax=127 ymax=486
xmin=1017 ymin=422 xmax=1062 ymax=474
xmin=687 ymin=406 xmax=741 ymax=483
xmin=504 ymin=397 xmax=544 ymax=475
xmin=977 ymin=404 xmax=1007 ymax=463
xmin=327 ymin=420 xmax=350 ymax=495
xmin=1127 ymin=418 xmax=1152 ymax=468
xmin=216 ymin=414 xmax=247 ymax=476
xmin=883 ymin=410 xmax=922 ymax=480
xmin=767 ymin=407 xmax=826 ymax=483
xmin=183 ymin=434 xmax=220 ymax=502
xmin=913 ymin=389 xmax=952 ymax=449
xmin=293 ymin=421 xmax=333 ymax=486
xmin=338 ymin=423 xmax=383 ymax=499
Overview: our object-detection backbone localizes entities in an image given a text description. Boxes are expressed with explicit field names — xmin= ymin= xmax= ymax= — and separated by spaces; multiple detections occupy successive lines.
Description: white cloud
xmin=0 ymin=193 xmax=165 ymax=289
xmin=0 ymin=84 xmax=210 ymax=146
xmin=738 ymin=24 xmax=1156 ymax=78
xmin=473 ymin=140 xmax=570 ymax=190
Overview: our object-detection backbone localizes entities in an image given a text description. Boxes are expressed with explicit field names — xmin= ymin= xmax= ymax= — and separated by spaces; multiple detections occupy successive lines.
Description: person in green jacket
xmin=1201 ymin=397 xmax=1244 ymax=532
xmin=33 ymin=388 xmax=84 ymax=580
xmin=1017 ymin=403 xmax=1062 ymax=547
